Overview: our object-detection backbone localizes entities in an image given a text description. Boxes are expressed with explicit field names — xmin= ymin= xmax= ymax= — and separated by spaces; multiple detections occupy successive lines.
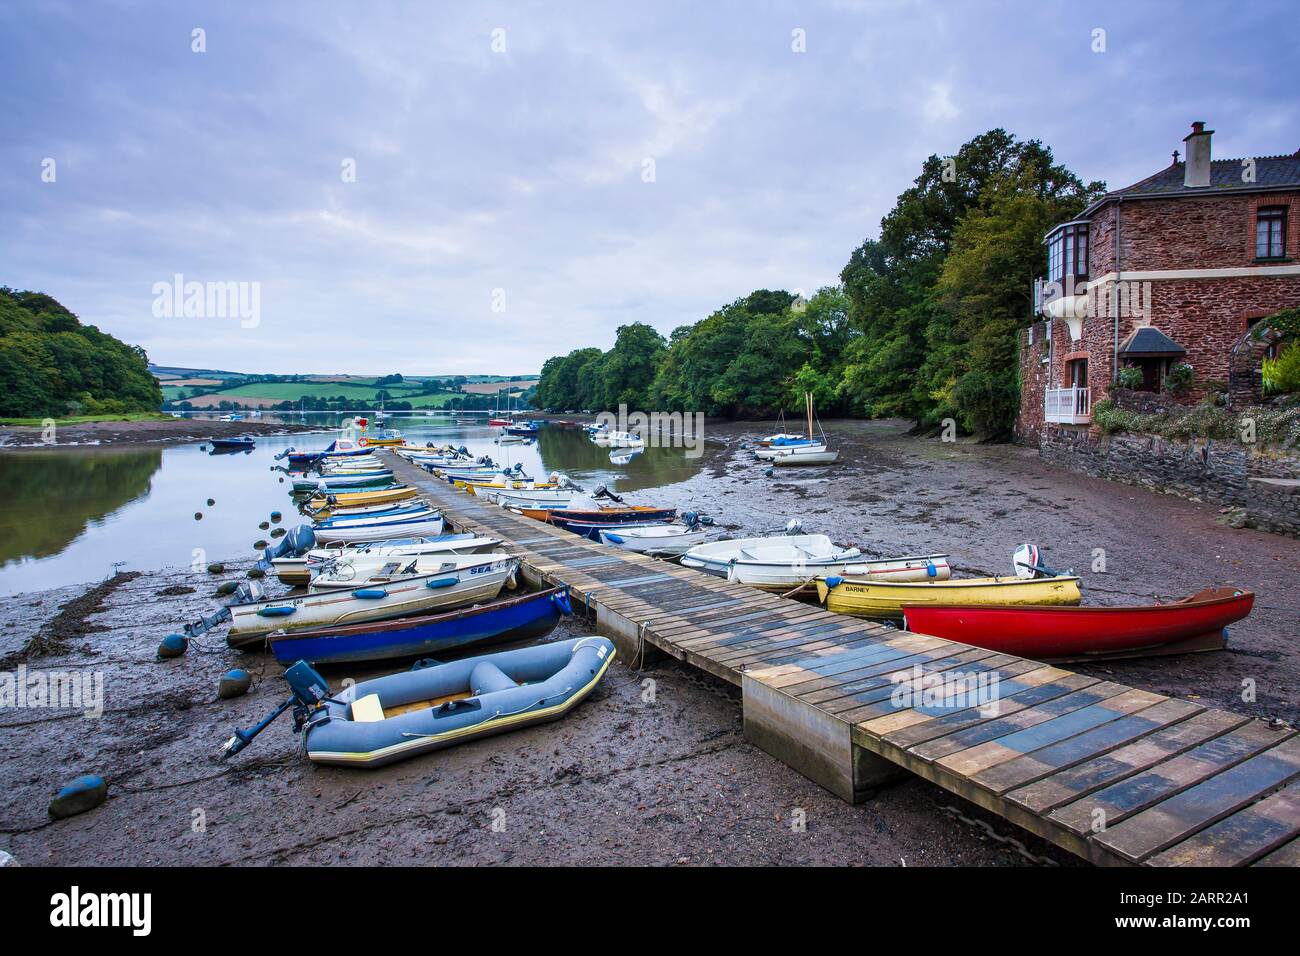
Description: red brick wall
xmin=1017 ymin=188 xmax=1300 ymax=437
xmin=1113 ymin=191 xmax=1300 ymax=270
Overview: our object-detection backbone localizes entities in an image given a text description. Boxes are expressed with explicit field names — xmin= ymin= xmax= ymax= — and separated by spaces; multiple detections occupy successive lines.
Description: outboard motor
xmin=784 ymin=518 xmax=804 ymax=536
xmin=682 ymin=510 xmax=700 ymax=529
xmin=1013 ymin=544 xmax=1070 ymax=579
xmin=591 ymin=485 xmax=624 ymax=503
xmin=221 ymin=660 xmax=331 ymax=759
xmin=274 ymin=447 xmax=295 ymax=461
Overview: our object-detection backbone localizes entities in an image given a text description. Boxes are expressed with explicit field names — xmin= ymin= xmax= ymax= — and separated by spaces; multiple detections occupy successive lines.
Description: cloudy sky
xmin=2 ymin=1 xmax=1297 ymax=376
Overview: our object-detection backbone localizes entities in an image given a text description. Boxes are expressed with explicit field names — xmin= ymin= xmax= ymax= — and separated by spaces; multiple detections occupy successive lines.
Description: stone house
xmin=1017 ymin=121 xmax=1300 ymax=443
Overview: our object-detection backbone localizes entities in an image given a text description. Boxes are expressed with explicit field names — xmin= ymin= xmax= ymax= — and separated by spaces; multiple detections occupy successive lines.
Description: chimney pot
xmin=1182 ymin=121 xmax=1213 ymax=188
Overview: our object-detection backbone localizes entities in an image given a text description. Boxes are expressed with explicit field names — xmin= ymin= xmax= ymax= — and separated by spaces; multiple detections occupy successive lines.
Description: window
xmin=1257 ymin=207 xmax=1287 ymax=259
xmin=1046 ymin=222 xmax=1089 ymax=282
xmin=1069 ymin=358 xmax=1088 ymax=389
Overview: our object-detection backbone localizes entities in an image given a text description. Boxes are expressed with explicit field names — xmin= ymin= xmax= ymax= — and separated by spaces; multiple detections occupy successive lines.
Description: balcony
xmin=1045 ymin=387 xmax=1091 ymax=424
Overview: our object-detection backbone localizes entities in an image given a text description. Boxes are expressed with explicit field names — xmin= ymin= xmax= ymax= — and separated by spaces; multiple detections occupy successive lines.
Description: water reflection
xmin=0 ymin=415 xmax=704 ymax=594
xmin=0 ymin=448 xmax=162 ymax=566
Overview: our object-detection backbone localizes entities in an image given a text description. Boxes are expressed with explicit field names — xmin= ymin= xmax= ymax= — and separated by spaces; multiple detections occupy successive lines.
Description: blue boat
xmin=505 ymin=424 xmax=539 ymax=436
xmin=312 ymin=503 xmax=430 ymax=526
xmin=266 ymin=586 xmax=573 ymax=666
xmin=210 ymin=437 xmax=255 ymax=450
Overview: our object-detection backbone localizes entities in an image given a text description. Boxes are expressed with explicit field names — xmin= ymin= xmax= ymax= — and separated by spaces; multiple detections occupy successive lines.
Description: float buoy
xmin=218 ymin=669 xmax=252 ymax=700
xmin=207 ymin=498 xmax=216 ymax=506
xmin=158 ymin=633 xmax=188 ymax=659
xmin=194 ymin=512 xmax=203 ymax=520
xmin=49 ymin=775 xmax=107 ymax=819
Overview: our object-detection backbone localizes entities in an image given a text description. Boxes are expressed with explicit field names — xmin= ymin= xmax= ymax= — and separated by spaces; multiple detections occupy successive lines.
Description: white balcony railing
xmin=1045 ymin=387 xmax=1091 ymax=424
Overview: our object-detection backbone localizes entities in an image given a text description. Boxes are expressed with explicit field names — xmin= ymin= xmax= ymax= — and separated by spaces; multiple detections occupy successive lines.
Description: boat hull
xmin=271 ymin=534 xmax=500 ymax=586
xmin=771 ymin=450 xmax=839 ymax=466
xmin=227 ymin=558 xmax=519 ymax=647
xmin=902 ymin=587 xmax=1252 ymax=661
xmin=730 ymin=553 xmax=950 ymax=592
xmin=306 ymin=486 xmax=417 ymax=513
xmin=816 ymin=575 xmax=1083 ymax=619
xmin=598 ymin=527 xmax=707 ymax=555
xmin=301 ymin=636 xmax=615 ymax=767
xmin=267 ymin=587 xmax=571 ymax=665
xmin=291 ymin=473 xmax=394 ymax=492
xmin=312 ymin=516 xmax=446 ymax=544
xmin=681 ymin=535 xmax=860 ymax=579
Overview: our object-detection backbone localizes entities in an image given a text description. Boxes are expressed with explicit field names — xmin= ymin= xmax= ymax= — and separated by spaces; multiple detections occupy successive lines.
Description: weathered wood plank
xmin=1048 ymin=721 xmax=1291 ymax=838
xmin=1091 ymin=733 xmax=1300 ymax=863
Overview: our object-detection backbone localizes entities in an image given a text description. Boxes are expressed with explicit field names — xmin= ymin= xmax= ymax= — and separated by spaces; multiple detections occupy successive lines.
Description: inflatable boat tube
xmin=301 ymin=636 xmax=615 ymax=767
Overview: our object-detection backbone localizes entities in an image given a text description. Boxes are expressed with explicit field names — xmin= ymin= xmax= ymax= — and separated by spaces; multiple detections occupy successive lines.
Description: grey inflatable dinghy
xmin=301 ymin=635 xmax=615 ymax=767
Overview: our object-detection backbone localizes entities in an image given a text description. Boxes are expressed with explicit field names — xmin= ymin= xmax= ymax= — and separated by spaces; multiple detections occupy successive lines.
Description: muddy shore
xmin=2 ymin=419 xmax=1295 ymax=866
xmin=0 ymin=417 xmax=318 ymax=449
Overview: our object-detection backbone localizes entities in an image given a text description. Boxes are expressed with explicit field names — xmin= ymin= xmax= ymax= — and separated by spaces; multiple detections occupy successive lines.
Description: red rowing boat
xmin=901 ymin=587 xmax=1254 ymax=662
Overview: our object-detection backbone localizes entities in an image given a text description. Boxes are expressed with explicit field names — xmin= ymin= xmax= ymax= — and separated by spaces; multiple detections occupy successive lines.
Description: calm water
xmin=0 ymin=414 xmax=703 ymax=595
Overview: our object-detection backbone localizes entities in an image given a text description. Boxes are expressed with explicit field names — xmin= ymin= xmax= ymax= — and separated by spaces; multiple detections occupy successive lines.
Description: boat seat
xmin=351 ymin=694 xmax=385 ymax=723
xmin=470 ymin=661 xmax=517 ymax=696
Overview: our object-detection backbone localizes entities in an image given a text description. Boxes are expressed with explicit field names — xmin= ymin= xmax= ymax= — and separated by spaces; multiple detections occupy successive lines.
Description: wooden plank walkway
xmin=384 ymin=451 xmax=1300 ymax=867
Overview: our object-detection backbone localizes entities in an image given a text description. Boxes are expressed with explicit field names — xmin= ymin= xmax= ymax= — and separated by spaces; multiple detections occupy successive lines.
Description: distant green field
xmin=176 ymin=382 xmax=423 ymax=400
xmin=0 ymin=412 xmax=172 ymax=426
xmin=163 ymin=380 xmax=466 ymax=407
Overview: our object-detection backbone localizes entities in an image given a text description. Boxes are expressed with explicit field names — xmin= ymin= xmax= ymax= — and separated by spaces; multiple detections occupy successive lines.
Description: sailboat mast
xmin=805 ymin=391 xmax=813 ymax=440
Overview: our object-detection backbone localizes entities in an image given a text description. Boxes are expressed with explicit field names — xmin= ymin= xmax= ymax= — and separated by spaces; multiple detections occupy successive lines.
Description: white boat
xmin=598 ymin=524 xmax=708 ymax=556
xmin=758 ymin=392 xmax=838 ymax=466
xmin=755 ymin=441 xmax=826 ymax=461
xmin=771 ymin=449 xmax=840 ymax=466
xmin=681 ymin=534 xmax=862 ymax=588
xmin=271 ymin=534 xmax=502 ymax=586
xmin=308 ymin=552 xmax=516 ymax=591
xmin=803 ymin=553 xmax=951 ymax=585
xmin=313 ymin=513 xmax=446 ymax=543
xmin=227 ymin=557 xmax=521 ymax=647
xmin=483 ymin=487 xmax=579 ymax=508
xmin=605 ymin=431 xmax=644 ymax=448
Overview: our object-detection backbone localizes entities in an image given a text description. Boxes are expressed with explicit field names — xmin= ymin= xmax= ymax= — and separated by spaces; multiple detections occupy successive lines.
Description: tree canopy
xmin=0 ymin=288 xmax=163 ymax=418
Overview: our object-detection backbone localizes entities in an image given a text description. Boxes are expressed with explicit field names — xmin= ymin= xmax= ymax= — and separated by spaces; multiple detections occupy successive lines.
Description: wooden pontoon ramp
xmin=385 ymin=452 xmax=1300 ymax=867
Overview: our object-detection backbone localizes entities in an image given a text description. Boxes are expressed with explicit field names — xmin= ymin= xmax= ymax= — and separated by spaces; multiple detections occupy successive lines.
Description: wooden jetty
xmin=384 ymin=452 xmax=1300 ymax=867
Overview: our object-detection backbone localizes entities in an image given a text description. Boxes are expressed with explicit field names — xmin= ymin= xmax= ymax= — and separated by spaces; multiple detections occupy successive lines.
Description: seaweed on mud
xmin=155 ymin=584 xmax=197 ymax=596
xmin=0 ymin=571 xmax=141 ymax=668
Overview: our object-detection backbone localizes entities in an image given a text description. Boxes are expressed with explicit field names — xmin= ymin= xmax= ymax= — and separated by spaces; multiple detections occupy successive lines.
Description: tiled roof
xmin=1108 ymin=155 xmax=1300 ymax=200
xmin=1119 ymin=326 xmax=1187 ymax=356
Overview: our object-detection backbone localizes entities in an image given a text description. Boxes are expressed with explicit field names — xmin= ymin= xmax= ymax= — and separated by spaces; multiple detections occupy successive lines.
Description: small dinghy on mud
xmin=221 ymin=636 xmax=616 ymax=767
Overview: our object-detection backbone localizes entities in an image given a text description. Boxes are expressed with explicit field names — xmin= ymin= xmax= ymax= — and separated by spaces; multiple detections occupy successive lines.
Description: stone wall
xmin=1039 ymin=427 xmax=1300 ymax=536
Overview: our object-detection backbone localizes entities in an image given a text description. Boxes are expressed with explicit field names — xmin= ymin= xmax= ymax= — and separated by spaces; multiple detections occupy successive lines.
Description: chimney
xmin=1183 ymin=121 xmax=1213 ymax=188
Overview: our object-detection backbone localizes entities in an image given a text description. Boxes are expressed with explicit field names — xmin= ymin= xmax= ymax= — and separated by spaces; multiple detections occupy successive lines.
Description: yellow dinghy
xmin=815 ymin=574 xmax=1082 ymax=620
xmin=306 ymin=485 xmax=419 ymax=514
